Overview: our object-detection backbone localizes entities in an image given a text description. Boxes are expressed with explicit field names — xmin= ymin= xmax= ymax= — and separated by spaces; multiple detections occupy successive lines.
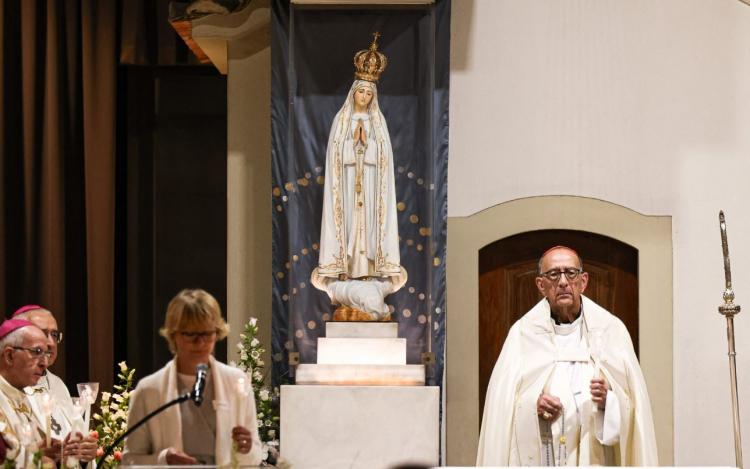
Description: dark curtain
xmin=0 ymin=0 xmax=215 ymax=394
xmin=119 ymin=66 xmax=228 ymax=379
xmin=116 ymin=1 xmax=227 ymax=379
xmin=0 ymin=0 xmax=117 ymax=392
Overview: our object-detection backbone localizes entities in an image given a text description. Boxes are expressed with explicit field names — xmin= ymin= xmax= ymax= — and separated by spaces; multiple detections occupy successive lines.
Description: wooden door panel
xmin=478 ymin=269 xmax=505 ymax=404
xmin=505 ymin=262 xmax=541 ymax=319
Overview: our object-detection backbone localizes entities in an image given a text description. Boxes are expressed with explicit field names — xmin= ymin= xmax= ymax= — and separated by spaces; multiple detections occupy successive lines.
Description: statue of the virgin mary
xmin=311 ymin=33 xmax=407 ymax=321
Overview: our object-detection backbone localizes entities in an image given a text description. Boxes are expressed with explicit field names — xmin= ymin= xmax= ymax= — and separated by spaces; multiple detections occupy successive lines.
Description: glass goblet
xmin=76 ymin=382 xmax=99 ymax=405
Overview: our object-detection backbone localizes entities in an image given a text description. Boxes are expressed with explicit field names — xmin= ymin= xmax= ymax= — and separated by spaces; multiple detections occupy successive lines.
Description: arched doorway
xmin=478 ymin=229 xmax=638 ymax=418
xmin=446 ymin=196 xmax=672 ymax=466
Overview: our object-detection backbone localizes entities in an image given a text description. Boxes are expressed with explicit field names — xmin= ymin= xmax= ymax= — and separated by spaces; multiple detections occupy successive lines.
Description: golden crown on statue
xmin=353 ymin=32 xmax=388 ymax=83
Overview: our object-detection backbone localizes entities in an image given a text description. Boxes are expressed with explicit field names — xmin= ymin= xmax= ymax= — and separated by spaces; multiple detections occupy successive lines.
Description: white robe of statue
xmin=311 ymin=80 xmax=406 ymax=319
xmin=342 ymin=111 xmax=378 ymax=277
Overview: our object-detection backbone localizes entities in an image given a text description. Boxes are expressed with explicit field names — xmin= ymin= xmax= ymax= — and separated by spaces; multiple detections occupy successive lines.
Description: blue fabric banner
xmin=270 ymin=1 xmax=449 ymax=389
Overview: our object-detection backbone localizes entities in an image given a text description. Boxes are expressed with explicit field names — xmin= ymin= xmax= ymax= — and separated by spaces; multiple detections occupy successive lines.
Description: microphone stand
xmin=96 ymin=391 xmax=191 ymax=466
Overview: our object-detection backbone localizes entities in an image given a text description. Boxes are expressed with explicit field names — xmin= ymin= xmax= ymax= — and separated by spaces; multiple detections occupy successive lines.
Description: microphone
xmin=191 ymin=363 xmax=208 ymax=406
xmin=98 ymin=364 xmax=207 ymax=465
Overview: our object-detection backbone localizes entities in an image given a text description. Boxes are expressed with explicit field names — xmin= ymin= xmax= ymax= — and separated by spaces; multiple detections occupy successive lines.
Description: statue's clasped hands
xmin=353 ymin=119 xmax=367 ymax=146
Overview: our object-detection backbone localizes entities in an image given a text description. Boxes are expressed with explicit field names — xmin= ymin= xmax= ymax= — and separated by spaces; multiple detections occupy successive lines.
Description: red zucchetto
xmin=0 ymin=319 xmax=35 ymax=339
xmin=11 ymin=305 xmax=44 ymax=317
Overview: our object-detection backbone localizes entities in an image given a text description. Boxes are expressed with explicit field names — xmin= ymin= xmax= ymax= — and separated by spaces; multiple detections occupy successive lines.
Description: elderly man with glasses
xmin=12 ymin=305 xmax=99 ymax=464
xmin=0 ymin=318 xmax=57 ymax=466
xmin=477 ymin=246 xmax=658 ymax=466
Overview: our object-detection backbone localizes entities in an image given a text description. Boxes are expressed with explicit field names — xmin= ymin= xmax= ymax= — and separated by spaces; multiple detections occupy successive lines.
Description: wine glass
xmin=76 ymin=382 xmax=99 ymax=405
xmin=77 ymin=382 xmax=98 ymax=433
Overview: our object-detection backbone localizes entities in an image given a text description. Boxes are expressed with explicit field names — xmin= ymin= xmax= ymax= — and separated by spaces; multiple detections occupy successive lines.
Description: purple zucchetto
xmin=11 ymin=305 xmax=45 ymax=318
xmin=0 ymin=319 xmax=36 ymax=339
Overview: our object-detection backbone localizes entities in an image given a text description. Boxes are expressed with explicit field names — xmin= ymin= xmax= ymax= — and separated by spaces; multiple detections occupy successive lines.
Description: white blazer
xmin=122 ymin=355 xmax=262 ymax=466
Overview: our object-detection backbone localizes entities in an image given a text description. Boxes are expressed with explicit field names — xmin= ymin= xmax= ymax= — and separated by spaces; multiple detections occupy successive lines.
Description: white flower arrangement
xmin=235 ymin=317 xmax=280 ymax=466
xmin=92 ymin=362 xmax=135 ymax=467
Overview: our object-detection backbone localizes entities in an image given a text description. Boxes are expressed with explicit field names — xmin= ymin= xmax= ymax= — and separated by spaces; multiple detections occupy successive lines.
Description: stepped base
xmin=325 ymin=321 xmax=398 ymax=338
xmin=296 ymin=364 xmax=425 ymax=386
xmin=317 ymin=337 xmax=406 ymax=365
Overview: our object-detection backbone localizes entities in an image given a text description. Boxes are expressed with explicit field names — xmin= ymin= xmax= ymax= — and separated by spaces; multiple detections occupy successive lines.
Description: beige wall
xmin=450 ymin=0 xmax=750 ymax=465
xmin=226 ymin=45 xmax=272 ymax=368
xmin=192 ymin=1 xmax=273 ymax=372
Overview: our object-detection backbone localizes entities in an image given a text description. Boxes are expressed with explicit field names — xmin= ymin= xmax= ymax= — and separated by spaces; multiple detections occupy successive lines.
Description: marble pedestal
xmin=317 ymin=337 xmax=406 ymax=364
xmin=281 ymin=385 xmax=439 ymax=469
xmin=295 ymin=363 xmax=425 ymax=385
xmin=297 ymin=321 xmax=425 ymax=386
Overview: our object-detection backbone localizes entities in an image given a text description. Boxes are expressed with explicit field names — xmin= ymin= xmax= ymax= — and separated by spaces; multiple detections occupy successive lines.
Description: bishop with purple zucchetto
xmin=0 ymin=317 xmax=56 ymax=466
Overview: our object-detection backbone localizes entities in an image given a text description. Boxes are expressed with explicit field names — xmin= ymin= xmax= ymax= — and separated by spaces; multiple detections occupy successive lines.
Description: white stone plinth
xmin=325 ymin=321 xmax=398 ymax=338
xmin=281 ymin=385 xmax=439 ymax=469
xmin=296 ymin=363 xmax=425 ymax=385
xmin=317 ymin=337 xmax=406 ymax=364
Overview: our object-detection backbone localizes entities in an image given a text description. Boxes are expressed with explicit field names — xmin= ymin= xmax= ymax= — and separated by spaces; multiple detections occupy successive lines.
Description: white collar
xmin=0 ymin=374 xmax=29 ymax=403
xmin=552 ymin=311 xmax=583 ymax=336
xmin=25 ymin=372 xmax=50 ymax=395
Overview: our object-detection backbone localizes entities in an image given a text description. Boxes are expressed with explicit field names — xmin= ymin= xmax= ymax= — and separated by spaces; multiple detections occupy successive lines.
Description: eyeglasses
xmin=539 ymin=268 xmax=583 ymax=282
xmin=178 ymin=330 xmax=217 ymax=343
xmin=40 ymin=329 xmax=63 ymax=344
xmin=12 ymin=347 xmax=52 ymax=361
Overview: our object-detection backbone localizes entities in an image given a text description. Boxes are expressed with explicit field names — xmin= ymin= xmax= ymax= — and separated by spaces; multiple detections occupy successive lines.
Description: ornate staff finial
xmin=718 ymin=210 xmax=743 ymax=469
xmin=720 ymin=211 xmax=736 ymax=305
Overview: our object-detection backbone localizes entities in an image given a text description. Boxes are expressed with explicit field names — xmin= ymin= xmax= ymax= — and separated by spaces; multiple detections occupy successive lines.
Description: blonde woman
xmin=123 ymin=289 xmax=262 ymax=465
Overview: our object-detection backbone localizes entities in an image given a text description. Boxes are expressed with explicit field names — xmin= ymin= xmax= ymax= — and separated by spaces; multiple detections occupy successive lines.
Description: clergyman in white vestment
xmin=0 ymin=319 xmax=56 ymax=466
xmin=477 ymin=246 xmax=658 ymax=466
xmin=12 ymin=305 xmax=99 ymax=463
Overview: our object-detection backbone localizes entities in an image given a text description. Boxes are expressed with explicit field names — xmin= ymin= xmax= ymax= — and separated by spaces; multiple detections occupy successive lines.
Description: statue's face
xmin=354 ymin=87 xmax=374 ymax=109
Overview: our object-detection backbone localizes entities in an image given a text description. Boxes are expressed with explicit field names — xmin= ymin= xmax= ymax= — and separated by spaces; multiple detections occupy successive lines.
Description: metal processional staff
xmin=719 ymin=210 xmax=743 ymax=469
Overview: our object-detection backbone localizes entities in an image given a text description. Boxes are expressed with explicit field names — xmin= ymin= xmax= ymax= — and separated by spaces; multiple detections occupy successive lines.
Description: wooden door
xmin=478 ymin=230 xmax=638 ymax=417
